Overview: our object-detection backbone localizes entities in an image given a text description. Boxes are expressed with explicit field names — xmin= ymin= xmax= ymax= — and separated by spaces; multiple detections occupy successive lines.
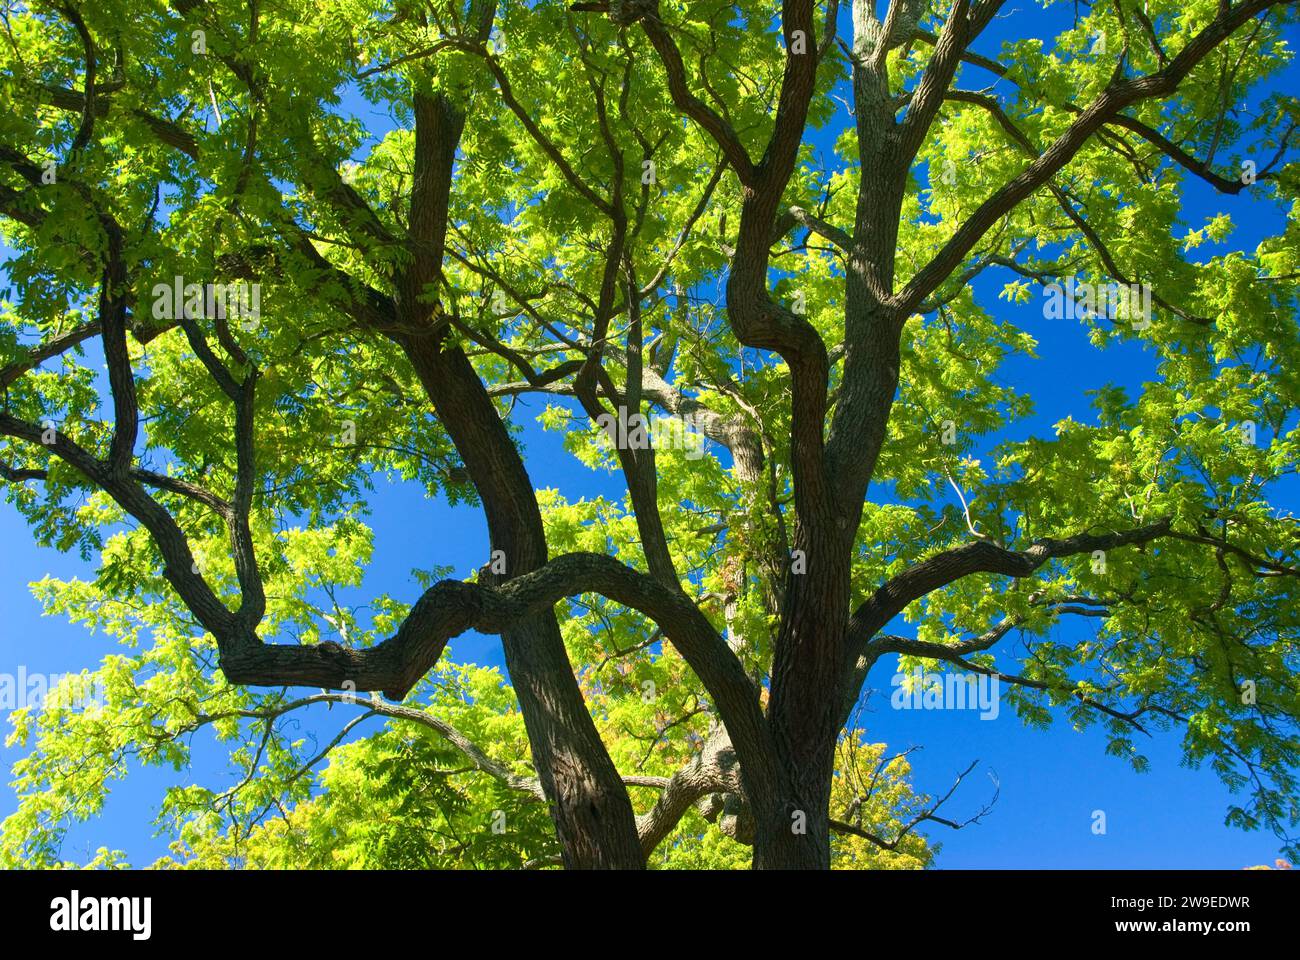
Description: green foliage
xmin=1 ymin=0 xmax=1297 ymax=867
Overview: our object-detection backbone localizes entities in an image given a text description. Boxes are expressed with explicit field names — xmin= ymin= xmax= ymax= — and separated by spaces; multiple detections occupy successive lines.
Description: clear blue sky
xmin=2 ymin=2 xmax=1297 ymax=868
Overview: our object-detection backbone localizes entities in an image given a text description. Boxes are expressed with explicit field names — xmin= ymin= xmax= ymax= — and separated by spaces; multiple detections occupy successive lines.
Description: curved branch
xmin=612 ymin=1 xmax=757 ymax=184
xmin=0 ymin=320 xmax=103 ymax=390
xmin=847 ymin=518 xmax=1173 ymax=649
xmin=894 ymin=0 xmax=1293 ymax=316
xmin=831 ymin=759 xmax=997 ymax=850
xmin=220 ymin=551 xmax=761 ymax=708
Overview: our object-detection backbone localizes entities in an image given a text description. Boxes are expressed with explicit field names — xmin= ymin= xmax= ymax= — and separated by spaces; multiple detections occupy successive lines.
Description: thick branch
xmin=894 ymin=0 xmax=1292 ymax=315
xmin=847 ymin=519 xmax=1173 ymax=649
xmin=620 ymin=2 xmax=757 ymax=184
xmin=221 ymin=551 xmax=760 ymax=706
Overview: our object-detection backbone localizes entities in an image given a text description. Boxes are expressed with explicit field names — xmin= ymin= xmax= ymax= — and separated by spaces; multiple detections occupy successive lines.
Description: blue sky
xmin=2 ymin=2 xmax=1297 ymax=868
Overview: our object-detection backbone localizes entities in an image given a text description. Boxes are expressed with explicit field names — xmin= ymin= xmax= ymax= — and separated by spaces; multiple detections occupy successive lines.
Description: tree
xmin=0 ymin=0 xmax=1297 ymax=870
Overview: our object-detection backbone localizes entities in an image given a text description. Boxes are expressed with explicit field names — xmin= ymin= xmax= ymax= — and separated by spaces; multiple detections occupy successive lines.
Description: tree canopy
xmin=0 ymin=0 xmax=1298 ymax=869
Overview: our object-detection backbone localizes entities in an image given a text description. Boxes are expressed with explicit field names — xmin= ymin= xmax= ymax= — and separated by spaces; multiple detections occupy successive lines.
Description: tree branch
xmin=847 ymin=518 xmax=1174 ymax=649
xmin=894 ymin=0 xmax=1292 ymax=316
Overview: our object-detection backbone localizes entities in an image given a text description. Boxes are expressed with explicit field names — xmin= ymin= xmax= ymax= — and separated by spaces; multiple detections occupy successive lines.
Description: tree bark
xmin=401 ymin=336 xmax=644 ymax=869
xmin=390 ymin=71 xmax=644 ymax=868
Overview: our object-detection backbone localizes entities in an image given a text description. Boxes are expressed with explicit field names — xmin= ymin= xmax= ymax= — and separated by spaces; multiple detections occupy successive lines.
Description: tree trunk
xmin=502 ymin=614 xmax=645 ymax=868
xmin=403 ymin=338 xmax=644 ymax=869
xmin=756 ymin=518 xmax=854 ymax=869
xmin=751 ymin=769 xmax=835 ymax=869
